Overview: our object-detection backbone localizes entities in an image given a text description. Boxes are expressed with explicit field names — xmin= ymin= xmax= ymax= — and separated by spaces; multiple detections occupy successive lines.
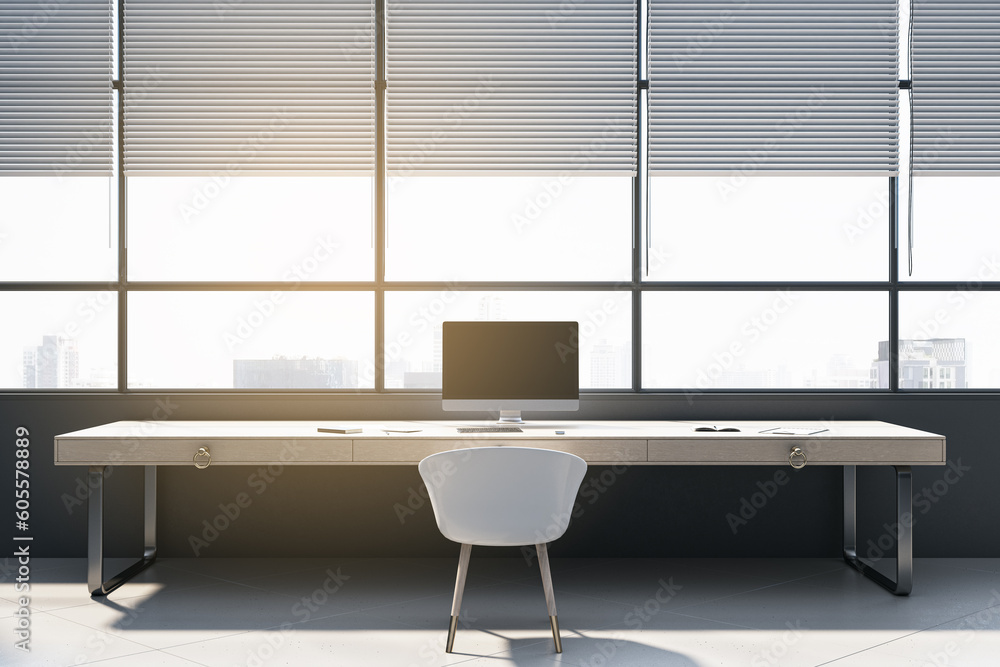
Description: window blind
xmin=911 ymin=0 xmax=1000 ymax=175
xmin=0 ymin=0 xmax=113 ymax=176
xmin=123 ymin=0 xmax=375 ymax=175
xmin=648 ymin=0 xmax=899 ymax=175
xmin=386 ymin=0 xmax=637 ymax=175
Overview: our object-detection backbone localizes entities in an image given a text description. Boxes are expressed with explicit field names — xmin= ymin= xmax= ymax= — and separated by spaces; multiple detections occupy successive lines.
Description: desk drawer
xmin=354 ymin=438 xmax=647 ymax=463
xmin=55 ymin=438 xmax=352 ymax=465
xmin=648 ymin=438 xmax=945 ymax=465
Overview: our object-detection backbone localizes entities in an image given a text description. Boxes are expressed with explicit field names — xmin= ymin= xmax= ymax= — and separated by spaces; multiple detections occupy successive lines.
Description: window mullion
xmin=633 ymin=0 xmax=646 ymax=392
xmin=375 ymin=0 xmax=387 ymax=393
xmin=889 ymin=175 xmax=900 ymax=392
xmin=117 ymin=0 xmax=127 ymax=392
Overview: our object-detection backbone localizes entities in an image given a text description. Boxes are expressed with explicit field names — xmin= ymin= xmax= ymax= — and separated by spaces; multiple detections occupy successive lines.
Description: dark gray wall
xmin=1 ymin=393 xmax=995 ymax=560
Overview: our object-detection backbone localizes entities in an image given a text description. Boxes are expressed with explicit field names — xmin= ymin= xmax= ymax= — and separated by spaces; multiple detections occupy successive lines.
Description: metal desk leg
xmin=843 ymin=464 xmax=913 ymax=596
xmin=88 ymin=465 xmax=158 ymax=596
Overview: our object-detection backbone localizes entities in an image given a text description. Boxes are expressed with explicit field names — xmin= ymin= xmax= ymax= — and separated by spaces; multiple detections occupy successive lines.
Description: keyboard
xmin=456 ymin=426 xmax=523 ymax=434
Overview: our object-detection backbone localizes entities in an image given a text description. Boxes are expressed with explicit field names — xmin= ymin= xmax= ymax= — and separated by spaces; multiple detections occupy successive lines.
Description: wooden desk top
xmin=55 ymin=420 xmax=945 ymax=468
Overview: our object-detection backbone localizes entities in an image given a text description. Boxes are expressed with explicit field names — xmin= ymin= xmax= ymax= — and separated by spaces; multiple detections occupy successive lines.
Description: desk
xmin=54 ymin=420 xmax=945 ymax=597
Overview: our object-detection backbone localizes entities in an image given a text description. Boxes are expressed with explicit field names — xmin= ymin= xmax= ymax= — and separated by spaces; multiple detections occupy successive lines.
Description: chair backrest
xmin=418 ymin=447 xmax=587 ymax=547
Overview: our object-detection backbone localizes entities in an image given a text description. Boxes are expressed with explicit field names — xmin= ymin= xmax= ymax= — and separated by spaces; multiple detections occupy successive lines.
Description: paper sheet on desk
xmin=759 ymin=427 xmax=828 ymax=436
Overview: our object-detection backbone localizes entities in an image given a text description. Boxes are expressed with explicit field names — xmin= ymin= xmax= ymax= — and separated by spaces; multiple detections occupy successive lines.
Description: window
xmin=643 ymin=0 xmax=901 ymax=390
xmin=903 ymin=178 xmax=1000 ymax=282
xmin=642 ymin=291 xmax=887 ymax=390
xmin=123 ymin=0 xmax=377 ymax=285
xmin=0 ymin=177 xmax=116 ymax=281
xmin=4 ymin=0 xmax=999 ymax=394
xmin=127 ymin=291 xmax=374 ymax=389
xmin=385 ymin=290 xmax=631 ymax=390
xmin=0 ymin=1 xmax=116 ymax=283
xmin=120 ymin=0 xmax=377 ymax=387
xmin=384 ymin=0 xmax=636 ymax=283
xmin=646 ymin=177 xmax=889 ymax=282
xmin=0 ymin=292 xmax=117 ymax=389
xmin=386 ymin=176 xmax=631 ymax=282
xmin=127 ymin=177 xmax=373 ymax=282
xmin=900 ymin=0 xmax=1000 ymax=387
xmin=647 ymin=0 xmax=898 ymax=284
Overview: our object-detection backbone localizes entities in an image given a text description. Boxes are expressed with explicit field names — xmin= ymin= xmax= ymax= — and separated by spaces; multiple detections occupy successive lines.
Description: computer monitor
xmin=442 ymin=321 xmax=579 ymax=424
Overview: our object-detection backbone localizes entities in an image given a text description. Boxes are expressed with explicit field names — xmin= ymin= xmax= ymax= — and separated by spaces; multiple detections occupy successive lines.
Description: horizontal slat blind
xmin=0 ymin=0 xmax=113 ymax=176
xmin=649 ymin=0 xmax=899 ymax=175
xmin=912 ymin=1 xmax=1000 ymax=175
xmin=123 ymin=0 xmax=375 ymax=175
xmin=386 ymin=0 xmax=637 ymax=175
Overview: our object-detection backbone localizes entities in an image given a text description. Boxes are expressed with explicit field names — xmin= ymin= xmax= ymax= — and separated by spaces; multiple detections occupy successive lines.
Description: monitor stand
xmin=497 ymin=410 xmax=523 ymax=424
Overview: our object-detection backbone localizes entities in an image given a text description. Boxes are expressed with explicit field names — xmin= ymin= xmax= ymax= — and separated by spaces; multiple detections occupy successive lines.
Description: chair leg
xmin=536 ymin=543 xmax=562 ymax=653
xmin=447 ymin=543 xmax=473 ymax=653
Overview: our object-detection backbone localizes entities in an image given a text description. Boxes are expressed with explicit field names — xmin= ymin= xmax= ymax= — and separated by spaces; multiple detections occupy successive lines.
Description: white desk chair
xmin=418 ymin=446 xmax=587 ymax=654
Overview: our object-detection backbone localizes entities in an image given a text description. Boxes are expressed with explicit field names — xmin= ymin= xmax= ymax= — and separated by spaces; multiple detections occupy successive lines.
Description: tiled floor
xmin=3 ymin=557 xmax=1000 ymax=666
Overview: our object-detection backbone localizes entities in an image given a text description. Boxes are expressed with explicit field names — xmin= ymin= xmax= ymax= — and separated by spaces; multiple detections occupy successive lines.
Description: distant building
xmin=77 ymin=367 xmax=117 ymax=389
xmin=590 ymin=342 xmax=617 ymax=388
xmin=873 ymin=338 xmax=967 ymax=389
xmin=477 ymin=295 xmax=506 ymax=321
xmin=432 ymin=326 xmax=442 ymax=372
xmin=385 ymin=359 xmax=409 ymax=389
xmin=22 ymin=349 xmax=36 ymax=389
xmin=820 ymin=354 xmax=873 ymax=389
xmin=590 ymin=341 xmax=629 ymax=388
xmin=233 ymin=357 xmax=358 ymax=389
xmin=23 ymin=335 xmax=79 ymax=388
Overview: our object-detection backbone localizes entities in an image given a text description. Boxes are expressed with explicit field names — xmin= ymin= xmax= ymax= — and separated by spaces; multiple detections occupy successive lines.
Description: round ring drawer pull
xmin=788 ymin=446 xmax=807 ymax=469
xmin=193 ymin=447 xmax=212 ymax=469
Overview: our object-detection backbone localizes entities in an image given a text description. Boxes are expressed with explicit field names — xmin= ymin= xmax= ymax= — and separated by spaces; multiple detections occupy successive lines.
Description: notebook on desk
xmin=317 ymin=425 xmax=363 ymax=434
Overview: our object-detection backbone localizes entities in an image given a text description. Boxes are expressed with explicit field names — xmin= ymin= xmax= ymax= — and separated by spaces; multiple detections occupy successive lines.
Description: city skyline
xmin=3 ymin=277 xmax=988 ymax=391
xmin=17 ymin=331 xmax=970 ymax=391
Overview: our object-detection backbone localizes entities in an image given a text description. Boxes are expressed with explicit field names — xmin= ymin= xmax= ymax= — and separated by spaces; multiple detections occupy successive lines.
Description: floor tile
xmin=162 ymin=611 xmax=472 ymax=667
xmin=156 ymin=557 xmax=339 ymax=584
xmin=546 ymin=557 xmax=785 ymax=611
xmin=849 ymin=606 xmax=1000 ymax=667
xmin=0 ymin=557 xmax=78 ymax=586
xmin=821 ymin=648 xmax=935 ymax=666
xmin=0 ymin=609 xmax=156 ymax=666
xmin=521 ymin=614 xmax=746 ymax=667
xmin=235 ymin=558 xmax=500 ymax=617
xmin=45 ymin=580 xmax=320 ymax=650
xmin=689 ymin=557 xmax=846 ymax=584
xmin=0 ymin=559 xmax=225 ymax=613
xmin=666 ymin=574 xmax=978 ymax=649
xmin=796 ymin=559 xmax=1000 ymax=622
xmin=0 ymin=596 xmax=21 ymax=617
xmin=927 ymin=558 xmax=1000 ymax=576
xmin=362 ymin=579 xmax=636 ymax=645
xmin=535 ymin=606 xmax=870 ymax=667
xmin=79 ymin=650 xmax=209 ymax=666
xmin=458 ymin=645 xmax=566 ymax=667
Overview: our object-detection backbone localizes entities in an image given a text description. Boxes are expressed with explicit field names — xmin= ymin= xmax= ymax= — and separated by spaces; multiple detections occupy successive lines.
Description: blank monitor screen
xmin=442 ymin=321 xmax=579 ymax=412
